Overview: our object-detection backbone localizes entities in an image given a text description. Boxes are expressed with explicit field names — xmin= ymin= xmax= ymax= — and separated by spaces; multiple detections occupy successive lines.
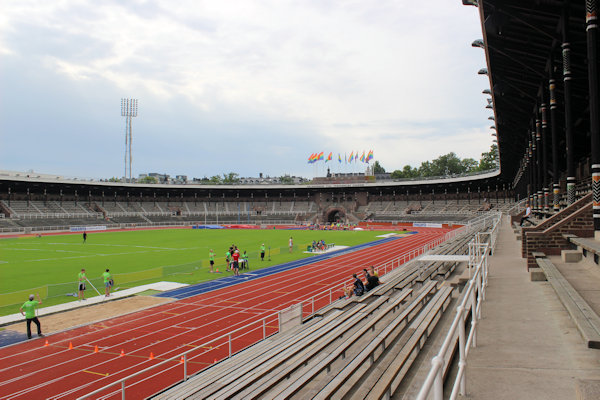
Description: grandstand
xmin=2 ymin=0 xmax=600 ymax=399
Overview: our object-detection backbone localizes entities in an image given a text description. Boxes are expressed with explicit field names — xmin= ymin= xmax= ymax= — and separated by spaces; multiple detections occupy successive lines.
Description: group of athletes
xmin=208 ymin=244 xmax=265 ymax=276
xmin=20 ymin=267 xmax=114 ymax=340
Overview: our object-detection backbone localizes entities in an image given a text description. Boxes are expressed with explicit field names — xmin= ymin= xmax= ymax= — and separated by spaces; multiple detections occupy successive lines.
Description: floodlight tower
xmin=121 ymin=98 xmax=138 ymax=182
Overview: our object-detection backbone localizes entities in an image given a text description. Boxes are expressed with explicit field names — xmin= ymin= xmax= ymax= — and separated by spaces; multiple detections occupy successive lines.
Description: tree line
xmin=374 ymin=145 xmax=498 ymax=179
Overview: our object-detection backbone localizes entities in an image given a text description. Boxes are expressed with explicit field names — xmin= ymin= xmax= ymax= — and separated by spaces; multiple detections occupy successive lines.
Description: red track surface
xmin=0 ymin=227 xmax=452 ymax=399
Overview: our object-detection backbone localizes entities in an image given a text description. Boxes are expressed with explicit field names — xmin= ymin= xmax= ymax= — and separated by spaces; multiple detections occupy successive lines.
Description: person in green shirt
xmin=260 ymin=243 xmax=265 ymax=261
xmin=78 ymin=268 xmax=87 ymax=301
xmin=102 ymin=268 xmax=112 ymax=297
xmin=20 ymin=293 xmax=43 ymax=339
xmin=209 ymin=249 xmax=215 ymax=273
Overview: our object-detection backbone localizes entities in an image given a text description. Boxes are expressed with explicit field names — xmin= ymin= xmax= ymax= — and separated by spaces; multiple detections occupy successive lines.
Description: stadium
xmin=1 ymin=1 xmax=600 ymax=399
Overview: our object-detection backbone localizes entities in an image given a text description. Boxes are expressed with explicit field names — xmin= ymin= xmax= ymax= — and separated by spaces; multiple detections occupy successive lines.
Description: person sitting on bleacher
xmin=519 ymin=203 xmax=535 ymax=226
xmin=364 ymin=266 xmax=382 ymax=292
xmin=344 ymin=274 xmax=365 ymax=298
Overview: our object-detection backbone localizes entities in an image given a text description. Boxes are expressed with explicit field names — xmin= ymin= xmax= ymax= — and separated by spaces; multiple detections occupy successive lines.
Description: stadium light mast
xmin=121 ymin=98 xmax=138 ymax=183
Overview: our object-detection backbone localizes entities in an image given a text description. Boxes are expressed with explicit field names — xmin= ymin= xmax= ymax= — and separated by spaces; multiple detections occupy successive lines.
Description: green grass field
xmin=0 ymin=228 xmax=396 ymax=315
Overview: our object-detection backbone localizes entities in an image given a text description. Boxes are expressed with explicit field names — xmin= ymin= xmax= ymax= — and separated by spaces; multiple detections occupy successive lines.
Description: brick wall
xmin=520 ymin=193 xmax=591 ymax=259
xmin=523 ymin=201 xmax=593 ymax=270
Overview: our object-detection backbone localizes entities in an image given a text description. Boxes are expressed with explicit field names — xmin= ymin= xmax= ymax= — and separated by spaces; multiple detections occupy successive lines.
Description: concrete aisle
xmin=464 ymin=216 xmax=600 ymax=400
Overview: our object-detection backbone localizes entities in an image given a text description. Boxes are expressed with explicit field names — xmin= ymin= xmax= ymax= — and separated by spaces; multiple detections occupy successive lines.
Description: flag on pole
xmin=307 ymin=153 xmax=315 ymax=163
xmin=326 ymin=152 xmax=332 ymax=162
xmin=344 ymin=153 xmax=347 ymax=164
xmin=348 ymin=151 xmax=354 ymax=163
xmin=317 ymin=151 xmax=324 ymax=161
xmin=366 ymin=150 xmax=374 ymax=162
xmin=360 ymin=151 xmax=366 ymax=163
xmin=355 ymin=151 xmax=359 ymax=162
xmin=338 ymin=153 xmax=342 ymax=163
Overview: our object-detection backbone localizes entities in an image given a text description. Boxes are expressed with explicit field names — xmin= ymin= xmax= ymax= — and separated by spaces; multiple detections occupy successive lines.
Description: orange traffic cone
xmin=44 ymin=340 xmax=49 ymax=347
xmin=94 ymin=345 xmax=99 ymax=353
xmin=119 ymin=349 xmax=125 ymax=357
xmin=68 ymin=342 xmax=73 ymax=350
xmin=179 ymin=356 xmax=185 ymax=363
xmin=149 ymin=352 xmax=154 ymax=360
xmin=216 ymin=268 xmax=219 ymax=273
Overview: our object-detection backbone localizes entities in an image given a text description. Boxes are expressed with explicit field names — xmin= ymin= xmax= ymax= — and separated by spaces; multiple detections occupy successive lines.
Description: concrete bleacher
xmin=534 ymin=254 xmax=600 ymax=349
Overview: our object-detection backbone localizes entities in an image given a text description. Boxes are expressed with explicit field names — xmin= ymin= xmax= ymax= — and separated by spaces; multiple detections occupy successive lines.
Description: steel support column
xmin=541 ymin=99 xmax=550 ymax=213
xmin=535 ymin=115 xmax=543 ymax=212
xmin=549 ymin=76 xmax=560 ymax=211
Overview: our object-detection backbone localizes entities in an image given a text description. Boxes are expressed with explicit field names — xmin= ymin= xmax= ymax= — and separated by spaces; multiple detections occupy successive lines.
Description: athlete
xmin=78 ymin=268 xmax=87 ymax=301
xmin=260 ymin=243 xmax=265 ymax=261
xmin=209 ymin=249 xmax=215 ymax=273
xmin=242 ymin=250 xmax=249 ymax=269
xmin=232 ymin=250 xmax=240 ymax=276
xmin=20 ymin=294 xmax=43 ymax=339
xmin=82 ymin=231 xmax=87 ymax=243
xmin=289 ymin=237 xmax=293 ymax=253
xmin=103 ymin=269 xmax=112 ymax=297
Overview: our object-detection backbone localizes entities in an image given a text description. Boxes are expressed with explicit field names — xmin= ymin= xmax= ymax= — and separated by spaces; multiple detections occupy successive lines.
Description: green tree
xmin=418 ymin=160 xmax=435 ymax=177
xmin=373 ymin=161 xmax=386 ymax=174
xmin=222 ymin=172 xmax=240 ymax=184
xmin=279 ymin=175 xmax=294 ymax=184
xmin=477 ymin=144 xmax=498 ymax=171
xmin=209 ymin=175 xmax=222 ymax=184
xmin=138 ymin=176 xmax=158 ymax=184
xmin=461 ymin=158 xmax=479 ymax=172
xmin=391 ymin=165 xmax=419 ymax=179
xmin=108 ymin=177 xmax=121 ymax=182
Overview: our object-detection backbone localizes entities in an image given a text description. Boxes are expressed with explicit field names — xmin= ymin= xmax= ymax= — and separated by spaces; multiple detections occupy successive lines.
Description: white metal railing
xmin=416 ymin=213 xmax=501 ymax=400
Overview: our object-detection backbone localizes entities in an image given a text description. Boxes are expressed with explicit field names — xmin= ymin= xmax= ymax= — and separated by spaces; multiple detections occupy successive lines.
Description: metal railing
xmin=416 ymin=213 xmax=501 ymax=400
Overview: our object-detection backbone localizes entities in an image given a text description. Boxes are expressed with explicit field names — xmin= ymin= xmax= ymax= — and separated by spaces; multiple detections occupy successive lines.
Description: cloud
xmin=0 ymin=0 xmax=491 ymax=179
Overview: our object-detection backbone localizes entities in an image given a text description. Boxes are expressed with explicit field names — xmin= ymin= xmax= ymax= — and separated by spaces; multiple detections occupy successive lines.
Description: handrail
xmin=416 ymin=213 xmax=501 ymax=400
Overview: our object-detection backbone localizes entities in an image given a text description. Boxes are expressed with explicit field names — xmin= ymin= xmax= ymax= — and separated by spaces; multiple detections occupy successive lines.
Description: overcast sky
xmin=0 ymin=0 xmax=491 ymax=180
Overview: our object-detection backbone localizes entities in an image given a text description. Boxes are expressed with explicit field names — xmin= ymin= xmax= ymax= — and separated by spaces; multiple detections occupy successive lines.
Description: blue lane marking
xmin=155 ymin=236 xmax=402 ymax=300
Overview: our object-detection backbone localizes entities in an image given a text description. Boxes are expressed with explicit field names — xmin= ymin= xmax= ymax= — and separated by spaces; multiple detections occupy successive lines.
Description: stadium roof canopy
xmin=475 ymin=0 xmax=595 ymax=192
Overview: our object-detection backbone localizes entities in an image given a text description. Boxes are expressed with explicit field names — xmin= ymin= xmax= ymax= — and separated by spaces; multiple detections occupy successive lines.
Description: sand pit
xmin=4 ymin=295 xmax=172 ymax=335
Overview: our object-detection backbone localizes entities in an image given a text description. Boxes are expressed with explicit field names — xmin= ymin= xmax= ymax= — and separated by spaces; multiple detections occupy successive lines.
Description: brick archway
xmin=323 ymin=206 xmax=346 ymax=223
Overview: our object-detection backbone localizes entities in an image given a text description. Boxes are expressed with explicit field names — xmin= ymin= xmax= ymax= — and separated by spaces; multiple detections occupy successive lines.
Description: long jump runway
xmin=0 ymin=227 xmax=452 ymax=400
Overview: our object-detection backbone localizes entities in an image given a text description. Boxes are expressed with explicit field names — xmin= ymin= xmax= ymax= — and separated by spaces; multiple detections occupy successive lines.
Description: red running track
xmin=0 ymin=227 xmax=453 ymax=400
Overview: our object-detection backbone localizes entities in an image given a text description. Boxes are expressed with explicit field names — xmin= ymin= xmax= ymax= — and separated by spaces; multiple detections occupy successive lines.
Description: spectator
xmin=364 ymin=267 xmax=382 ymax=292
xmin=520 ymin=203 xmax=535 ymax=226
xmin=20 ymin=294 xmax=43 ymax=339
xmin=344 ymin=274 xmax=365 ymax=298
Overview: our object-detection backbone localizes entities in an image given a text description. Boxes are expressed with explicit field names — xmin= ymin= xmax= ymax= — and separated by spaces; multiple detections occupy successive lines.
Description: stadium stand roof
xmin=475 ymin=0 xmax=597 ymax=196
